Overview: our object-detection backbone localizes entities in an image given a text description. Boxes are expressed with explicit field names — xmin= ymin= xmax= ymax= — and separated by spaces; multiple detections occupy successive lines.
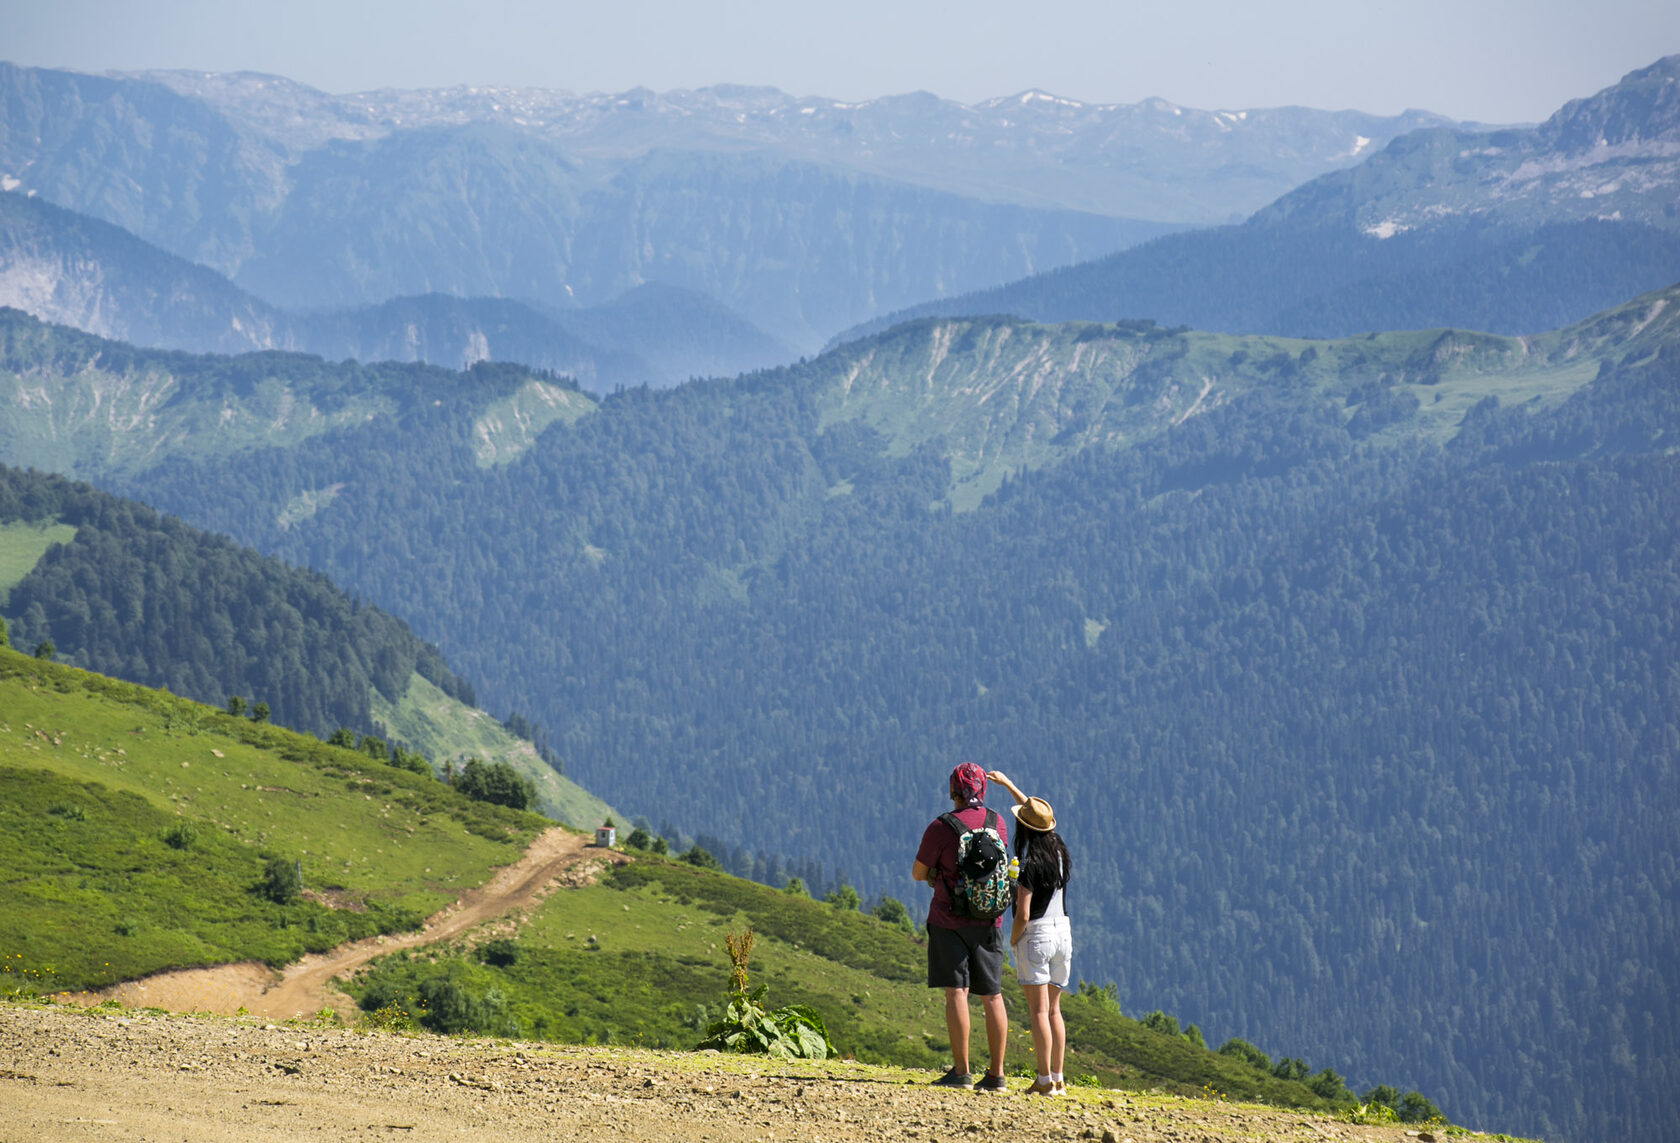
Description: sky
xmin=5 ymin=0 xmax=1679 ymax=124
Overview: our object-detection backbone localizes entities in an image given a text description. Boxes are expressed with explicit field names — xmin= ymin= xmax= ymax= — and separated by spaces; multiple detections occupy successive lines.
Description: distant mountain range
xmin=0 ymin=192 xmax=790 ymax=388
xmin=836 ymin=56 xmax=1680 ymax=345
xmin=1 ymin=61 xmax=1473 ymax=348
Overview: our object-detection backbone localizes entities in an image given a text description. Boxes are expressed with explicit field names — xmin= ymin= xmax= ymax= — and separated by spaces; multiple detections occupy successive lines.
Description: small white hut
xmin=594 ymin=822 xmax=617 ymax=848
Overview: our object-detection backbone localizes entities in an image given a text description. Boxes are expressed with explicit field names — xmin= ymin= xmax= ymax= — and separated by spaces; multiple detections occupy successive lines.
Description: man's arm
xmin=911 ymin=859 xmax=933 ymax=884
xmin=986 ymin=770 xmax=1028 ymax=806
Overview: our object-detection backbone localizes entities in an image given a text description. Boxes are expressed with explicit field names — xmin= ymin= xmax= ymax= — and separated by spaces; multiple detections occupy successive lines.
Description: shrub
xmin=1346 ymin=1101 xmax=1400 ymax=1125
xmin=1399 ymin=1091 xmax=1442 ymax=1123
xmin=624 ymin=827 xmax=653 ymax=850
xmin=1309 ymin=1067 xmax=1353 ymax=1102
xmin=257 ymin=856 xmax=302 ymax=904
xmin=455 ymin=757 xmax=535 ymax=810
xmin=162 ymin=822 xmax=197 ymax=849
xmin=825 ymin=884 xmax=861 ymax=911
xmin=872 ymin=895 xmax=912 ymax=930
xmin=417 ymin=974 xmax=508 ymax=1035
xmin=1218 ymin=1037 xmax=1271 ymax=1072
xmin=481 ymin=938 xmax=521 ymax=967
xmin=1142 ymin=1010 xmax=1181 ymax=1037
xmin=1077 ymin=980 xmax=1121 ymax=1015
xmin=1272 ymin=1056 xmax=1308 ymax=1081
xmin=782 ymin=876 xmax=808 ymax=897
xmin=47 ymin=802 xmax=85 ymax=821
xmin=681 ymin=845 xmax=722 ymax=871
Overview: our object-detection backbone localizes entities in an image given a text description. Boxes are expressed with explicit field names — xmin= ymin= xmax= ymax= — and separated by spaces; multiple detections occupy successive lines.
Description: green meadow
xmin=0 ymin=647 xmax=543 ymax=991
xmin=347 ymin=855 xmax=1341 ymax=1109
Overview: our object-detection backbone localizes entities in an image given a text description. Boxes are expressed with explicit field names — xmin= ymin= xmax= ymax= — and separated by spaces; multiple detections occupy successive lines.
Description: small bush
xmin=361 ymin=1005 xmax=414 ymax=1034
xmin=47 ymin=802 xmax=86 ymax=821
xmin=257 ymin=856 xmax=302 ymax=904
xmin=825 ymin=884 xmax=861 ymax=911
xmin=1142 ymin=1010 xmax=1181 ymax=1037
xmin=481 ymin=938 xmax=521 ymax=967
xmin=161 ymin=822 xmax=197 ymax=849
xmin=1309 ymin=1067 xmax=1353 ymax=1102
xmin=681 ymin=846 xmax=722 ymax=871
xmin=1218 ymin=1037 xmax=1270 ymax=1072
xmin=1347 ymin=1101 xmax=1400 ymax=1125
xmin=1399 ymin=1091 xmax=1443 ymax=1123
xmin=872 ymin=895 xmax=912 ymax=931
xmin=1272 ymin=1056 xmax=1309 ymax=1081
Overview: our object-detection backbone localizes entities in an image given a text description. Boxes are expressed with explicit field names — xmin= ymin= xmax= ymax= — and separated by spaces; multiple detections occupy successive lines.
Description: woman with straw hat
xmin=987 ymin=769 xmax=1072 ymax=1096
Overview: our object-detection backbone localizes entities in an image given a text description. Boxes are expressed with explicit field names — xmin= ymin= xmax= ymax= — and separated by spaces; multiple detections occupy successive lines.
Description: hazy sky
xmin=6 ymin=0 xmax=1678 ymax=123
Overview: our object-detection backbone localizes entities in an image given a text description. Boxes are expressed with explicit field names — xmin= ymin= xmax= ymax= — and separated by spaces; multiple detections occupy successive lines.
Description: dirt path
xmin=0 ymin=1003 xmax=1473 ymax=1143
xmin=63 ymin=827 xmax=622 ymax=1021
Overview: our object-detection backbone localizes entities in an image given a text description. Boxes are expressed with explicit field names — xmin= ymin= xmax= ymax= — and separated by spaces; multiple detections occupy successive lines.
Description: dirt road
xmin=0 ymin=1003 xmax=1467 ymax=1143
xmin=61 ymin=827 xmax=621 ymax=1021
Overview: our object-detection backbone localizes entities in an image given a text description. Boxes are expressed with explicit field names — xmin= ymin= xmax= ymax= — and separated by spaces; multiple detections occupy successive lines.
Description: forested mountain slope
xmin=0 ymin=465 xmax=611 ymax=825
xmin=835 ymin=59 xmax=1680 ymax=345
xmin=12 ymin=288 xmax=1666 ymax=1142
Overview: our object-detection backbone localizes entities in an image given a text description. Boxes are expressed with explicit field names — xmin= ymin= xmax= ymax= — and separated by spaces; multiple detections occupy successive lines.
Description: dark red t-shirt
xmin=916 ymin=805 xmax=1008 ymax=930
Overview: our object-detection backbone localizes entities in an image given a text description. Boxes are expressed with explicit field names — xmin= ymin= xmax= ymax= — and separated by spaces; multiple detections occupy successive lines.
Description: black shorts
xmin=927 ymin=923 xmax=1005 ymax=995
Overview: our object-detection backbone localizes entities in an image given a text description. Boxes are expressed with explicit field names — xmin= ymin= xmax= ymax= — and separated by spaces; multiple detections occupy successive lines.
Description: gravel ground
xmin=2 ymin=1002 xmax=1472 ymax=1143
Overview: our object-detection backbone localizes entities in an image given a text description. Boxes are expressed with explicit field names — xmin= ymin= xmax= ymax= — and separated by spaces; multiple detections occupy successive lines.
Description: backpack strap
xmin=939 ymin=811 xmax=967 ymax=839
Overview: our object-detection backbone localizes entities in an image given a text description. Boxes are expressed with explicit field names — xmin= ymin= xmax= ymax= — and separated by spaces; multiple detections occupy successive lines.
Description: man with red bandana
xmin=911 ymin=762 xmax=1009 ymax=1090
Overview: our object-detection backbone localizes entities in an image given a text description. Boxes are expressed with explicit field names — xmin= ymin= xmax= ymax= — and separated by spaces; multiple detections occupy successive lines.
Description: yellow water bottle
xmin=1008 ymin=856 xmax=1019 ymax=881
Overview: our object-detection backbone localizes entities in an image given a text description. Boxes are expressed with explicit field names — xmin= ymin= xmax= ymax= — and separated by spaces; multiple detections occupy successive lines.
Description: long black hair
xmin=1014 ymin=825 xmax=1070 ymax=896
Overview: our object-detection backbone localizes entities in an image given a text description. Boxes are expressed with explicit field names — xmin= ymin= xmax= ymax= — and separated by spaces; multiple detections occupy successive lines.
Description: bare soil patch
xmin=1 ymin=1003 xmax=1464 ymax=1143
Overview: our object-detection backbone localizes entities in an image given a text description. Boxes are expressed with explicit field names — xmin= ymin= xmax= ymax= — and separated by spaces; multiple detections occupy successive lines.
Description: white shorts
xmin=1012 ymin=917 xmax=1072 ymax=989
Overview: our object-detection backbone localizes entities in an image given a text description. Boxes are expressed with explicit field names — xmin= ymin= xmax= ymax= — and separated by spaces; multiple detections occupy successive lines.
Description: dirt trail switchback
xmin=62 ymin=827 xmax=620 ymax=1020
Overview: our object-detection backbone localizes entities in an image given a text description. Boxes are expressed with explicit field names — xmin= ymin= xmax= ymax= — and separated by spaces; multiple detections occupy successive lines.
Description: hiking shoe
xmin=1051 ymin=1079 xmax=1067 ymax=1096
xmin=1025 ymin=1078 xmax=1057 ymax=1096
xmin=930 ymin=1068 xmax=973 ymax=1088
xmin=974 ymin=1073 xmax=1008 ymax=1093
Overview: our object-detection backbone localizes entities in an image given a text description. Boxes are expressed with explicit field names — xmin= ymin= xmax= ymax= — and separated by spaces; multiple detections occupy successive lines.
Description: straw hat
xmin=1010 ymin=797 xmax=1056 ymax=832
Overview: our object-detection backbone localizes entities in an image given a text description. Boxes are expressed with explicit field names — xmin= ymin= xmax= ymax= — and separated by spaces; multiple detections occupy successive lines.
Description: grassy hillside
xmin=371 ymin=670 xmax=616 ymax=828
xmin=0 ymin=647 xmax=544 ymax=992
xmin=0 ymin=645 xmax=1430 ymax=1119
xmin=345 ymin=849 xmax=1383 ymax=1113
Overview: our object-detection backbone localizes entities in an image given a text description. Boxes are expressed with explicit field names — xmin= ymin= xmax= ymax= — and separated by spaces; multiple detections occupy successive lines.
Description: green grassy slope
xmin=0 ymin=520 xmax=76 ymax=603
xmin=370 ymin=671 xmax=616 ymax=828
xmin=0 ymin=648 xmax=545 ymax=992
xmin=0 ymin=647 xmax=1379 ymax=1113
xmin=347 ymin=852 xmax=1352 ymax=1111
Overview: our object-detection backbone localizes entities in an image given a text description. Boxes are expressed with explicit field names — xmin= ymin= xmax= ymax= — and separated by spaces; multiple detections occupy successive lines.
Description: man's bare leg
xmin=981 ymin=991 xmax=1008 ymax=1076
xmin=944 ymin=986 xmax=972 ymax=1073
